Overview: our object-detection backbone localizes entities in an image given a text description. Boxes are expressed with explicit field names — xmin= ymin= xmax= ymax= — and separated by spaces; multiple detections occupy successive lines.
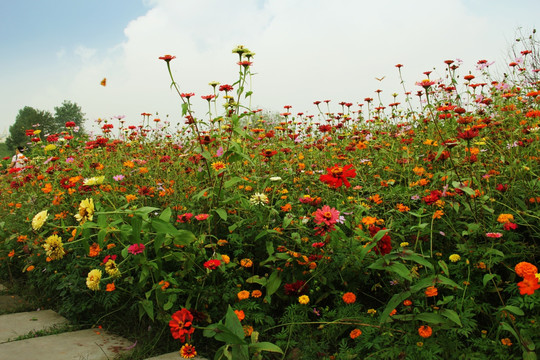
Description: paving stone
xmin=0 ymin=328 xmax=134 ymax=360
xmin=145 ymin=352 xmax=207 ymax=360
xmin=0 ymin=294 xmax=28 ymax=312
xmin=0 ymin=309 xmax=69 ymax=343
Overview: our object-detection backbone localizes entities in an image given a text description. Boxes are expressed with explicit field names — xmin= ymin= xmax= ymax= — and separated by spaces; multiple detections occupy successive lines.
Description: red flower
xmin=260 ymin=149 xmax=277 ymax=158
xmin=369 ymin=226 xmax=392 ymax=255
xmin=169 ymin=309 xmax=195 ymax=342
xmin=203 ymin=259 xmax=221 ymax=270
xmin=457 ymin=128 xmax=479 ymax=140
xmin=319 ymin=164 xmax=356 ymax=188
xmin=219 ymin=84 xmax=234 ymax=92
xmin=284 ymin=280 xmax=308 ymax=296
xmin=159 ymin=55 xmax=176 ymax=62
xmin=128 ymin=243 xmax=145 ymax=255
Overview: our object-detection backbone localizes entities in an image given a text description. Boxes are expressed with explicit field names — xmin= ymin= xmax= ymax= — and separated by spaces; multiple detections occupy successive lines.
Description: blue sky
xmin=1 ymin=0 xmax=539 ymax=135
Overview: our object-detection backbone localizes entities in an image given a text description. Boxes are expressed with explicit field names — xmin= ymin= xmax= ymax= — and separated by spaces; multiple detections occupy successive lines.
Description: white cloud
xmin=2 ymin=0 xmax=538 ymax=133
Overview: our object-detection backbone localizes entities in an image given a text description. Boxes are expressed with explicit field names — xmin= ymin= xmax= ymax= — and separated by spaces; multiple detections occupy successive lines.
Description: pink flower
xmin=177 ymin=213 xmax=193 ymax=223
xmin=128 ymin=243 xmax=145 ymax=255
xmin=195 ymin=214 xmax=209 ymax=221
xmin=486 ymin=232 xmax=503 ymax=238
xmin=314 ymin=205 xmax=340 ymax=226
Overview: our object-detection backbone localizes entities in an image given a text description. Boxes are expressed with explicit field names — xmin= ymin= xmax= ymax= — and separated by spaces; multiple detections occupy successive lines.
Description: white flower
xmin=269 ymin=176 xmax=282 ymax=182
xmin=250 ymin=192 xmax=269 ymax=206
xmin=83 ymin=176 xmax=105 ymax=186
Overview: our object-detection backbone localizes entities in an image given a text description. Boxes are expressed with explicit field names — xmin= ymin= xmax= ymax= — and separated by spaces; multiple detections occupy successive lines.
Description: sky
xmin=0 ymin=0 xmax=539 ymax=136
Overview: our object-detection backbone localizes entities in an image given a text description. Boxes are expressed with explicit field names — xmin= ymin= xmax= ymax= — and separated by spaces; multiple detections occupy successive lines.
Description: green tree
xmin=5 ymin=106 xmax=54 ymax=150
xmin=53 ymin=100 xmax=86 ymax=134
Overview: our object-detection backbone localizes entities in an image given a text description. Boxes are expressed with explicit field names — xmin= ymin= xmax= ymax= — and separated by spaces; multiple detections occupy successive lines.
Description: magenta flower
xmin=486 ymin=232 xmax=503 ymax=238
xmin=128 ymin=243 xmax=145 ymax=255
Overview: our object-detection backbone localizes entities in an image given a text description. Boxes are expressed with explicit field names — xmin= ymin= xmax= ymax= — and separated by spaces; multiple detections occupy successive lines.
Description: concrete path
xmin=0 ymin=309 xmax=69 ymax=343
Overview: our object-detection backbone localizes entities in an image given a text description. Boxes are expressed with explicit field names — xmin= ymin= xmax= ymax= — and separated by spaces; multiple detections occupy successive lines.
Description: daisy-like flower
xmin=86 ymin=269 xmax=102 ymax=291
xmin=250 ymin=192 xmax=269 ymax=206
xmin=449 ymin=254 xmax=461 ymax=262
xmin=319 ymin=164 xmax=356 ymax=188
xmin=211 ymin=161 xmax=226 ymax=171
xmin=104 ymin=259 xmax=121 ymax=277
xmin=83 ymin=176 xmax=105 ymax=186
xmin=179 ymin=344 xmax=197 ymax=359
xmin=314 ymin=205 xmax=340 ymax=226
xmin=32 ymin=210 xmax=48 ymax=231
xmin=42 ymin=234 xmax=65 ymax=260
xmin=74 ymin=198 xmax=94 ymax=224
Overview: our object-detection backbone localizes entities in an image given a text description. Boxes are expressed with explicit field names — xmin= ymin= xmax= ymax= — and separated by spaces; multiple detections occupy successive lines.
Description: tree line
xmin=6 ymin=100 xmax=86 ymax=150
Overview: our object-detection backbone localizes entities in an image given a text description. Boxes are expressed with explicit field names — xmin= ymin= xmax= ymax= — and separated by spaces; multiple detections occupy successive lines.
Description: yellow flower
xmin=240 ymin=258 xmax=253 ymax=268
xmin=449 ymin=254 xmax=461 ymax=262
xmin=86 ymin=269 xmax=102 ymax=291
xmin=400 ymin=242 xmax=410 ymax=247
xmin=211 ymin=161 xmax=227 ymax=171
xmin=32 ymin=210 xmax=48 ymax=231
xmin=367 ymin=309 xmax=377 ymax=315
xmin=74 ymin=198 xmax=94 ymax=224
xmin=44 ymin=144 xmax=56 ymax=151
xmin=42 ymin=234 xmax=65 ymax=260
xmin=83 ymin=176 xmax=105 ymax=186
xmin=105 ymin=259 xmax=120 ymax=277
xmin=298 ymin=295 xmax=310 ymax=304
xmin=221 ymin=254 xmax=230 ymax=264
xmin=497 ymin=213 xmax=514 ymax=224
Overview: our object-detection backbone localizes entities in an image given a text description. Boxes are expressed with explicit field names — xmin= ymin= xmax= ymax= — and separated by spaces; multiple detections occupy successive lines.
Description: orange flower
xmin=106 ymin=283 xmax=116 ymax=292
xmin=159 ymin=280 xmax=170 ymax=291
xmin=234 ymin=309 xmax=245 ymax=321
xmin=88 ymin=243 xmax=102 ymax=257
xmin=41 ymin=183 xmax=53 ymax=194
xmin=8 ymin=250 xmax=15 ymax=257
xmin=243 ymin=325 xmax=254 ymax=337
xmin=240 ymin=258 xmax=253 ymax=268
xmin=350 ymin=328 xmax=362 ymax=339
xmin=403 ymin=299 xmax=412 ymax=306
xmin=432 ymin=210 xmax=444 ymax=219
xmin=515 ymin=262 xmax=538 ymax=278
xmin=425 ymin=286 xmax=438 ymax=297
xmin=418 ymin=325 xmax=432 ymax=338
xmin=17 ymin=235 xmax=28 ymax=243
xmin=342 ymin=292 xmax=356 ymax=304
xmin=517 ymin=276 xmax=540 ymax=296
xmin=237 ymin=290 xmax=250 ymax=301
xmin=251 ymin=290 xmax=262 ymax=298
xmin=26 ymin=265 xmax=35 ymax=272
xmin=280 ymin=203 xmax=292 ymax=212
xmin=501 ymin=338 xmax=512 ymax=346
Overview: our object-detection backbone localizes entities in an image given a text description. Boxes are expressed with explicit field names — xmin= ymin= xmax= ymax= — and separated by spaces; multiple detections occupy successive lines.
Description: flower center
xmin=331 ymin=167 xmax=343 ymax=176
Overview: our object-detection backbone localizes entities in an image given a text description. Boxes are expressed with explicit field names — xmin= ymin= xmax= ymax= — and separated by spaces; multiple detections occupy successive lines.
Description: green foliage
xmin=5 ymin=106 xmax=53 ymax=150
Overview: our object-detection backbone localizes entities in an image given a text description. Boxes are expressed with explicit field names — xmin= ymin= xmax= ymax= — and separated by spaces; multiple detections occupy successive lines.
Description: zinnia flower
xmin=517 ymin=276 xmax=540 ymax=295
xmin=104 ymin=259 xmax=120 ymax=277
xmin=83 ymin=176 xmax=105 ymax=186
xmin=237 ymin=290 xmax=250 ymax=301
xmin=204 ymin=259 xmax=221 ymax=270
xmin=74 ymin=198 xmax=94 ymax=224
xmin=169 ymin=309 xmax=194 ymax=342
xmin=128 ymin=243 xmax=145 ymax=255
xmin=32 ymin=210 xmax=48 ymax=231
xmin=86 ymin=269 xmax=102 ymax=291
xmin=319 ymin=164 xmax=356 ymax=188
xmin=42 ymin=234 xmax=65 ymax=260
xmin=298 ymin=295 xmax=310 ymax=304
xmin=342 ymin=292 xmax=356 ymax=304
xmin=350 ymin=329 xmax=362 ymax=339
xmin=194 ymin=214 xmax=209 ymax=221
xmin=515 ymin=262 xmax=538 ymax=278
xmin=449 ymin=254 xmax=461 ymax=262
xmin=418 ymin=325 xmax=432 ymax=338
xmin=314 ymin=205 xmax=340 ymax=226
xmin=250 ymin=193 xmax=269 ymax=206
xmin=179 ymin=344 xmax=197 ymax=358
xmin=425 ymin=286 xmax=438 ymax=297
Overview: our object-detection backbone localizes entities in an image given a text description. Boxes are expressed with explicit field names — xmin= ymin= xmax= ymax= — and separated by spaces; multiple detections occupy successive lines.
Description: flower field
xmin=1 ymin=46 xmax=540 ymax=359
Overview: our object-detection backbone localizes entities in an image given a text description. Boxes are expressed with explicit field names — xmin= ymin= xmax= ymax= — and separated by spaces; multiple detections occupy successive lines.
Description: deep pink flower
xmin=486 ymin=232 xmax=503 ymax=238
xmin=177 ymin=213 xmax=193 ymax=223
xmin=128 ymin=243 xmax=145 ymax=255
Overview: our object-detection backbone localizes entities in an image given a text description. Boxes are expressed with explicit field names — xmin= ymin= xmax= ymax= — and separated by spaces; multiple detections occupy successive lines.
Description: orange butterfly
xmin=100 ymin=78 xmax=107 ymax=86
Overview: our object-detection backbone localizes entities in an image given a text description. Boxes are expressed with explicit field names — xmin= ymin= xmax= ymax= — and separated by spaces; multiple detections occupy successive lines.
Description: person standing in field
xmin=8 ymin=146 xmax=28 ymax=170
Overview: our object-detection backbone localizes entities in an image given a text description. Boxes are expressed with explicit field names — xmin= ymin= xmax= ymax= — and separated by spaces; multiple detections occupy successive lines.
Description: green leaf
xmin=139 ymin=299 xmax=154 ymax=321
xmin=215 ymin=208 xmax=228 ymax=221
xmin=437 ymin=275 xmax=462 ymax=290
xmin=386 ymin=263 xmax=412 ymax=281
xmin=173 ymin=230 xmax=196 ymax=246
xmin=182 ymin=103 xmax=188 ymax=116
xmin=224 ymin=177 xmax=243 ymax=188
xmin=502 ymin=305 xmax=524 ymax=316
xmin=415 ymin=312 xmax=446 ymax=324
xmin=249 ymin=342 xmax=283 ymax=354
xmin=403 ymin=252 xmax=434 ymax=270
xmin=483 ymin=274 xmax=496 ymax=287
xmin=379 ymin=291 xmax=411 ymax=324
xmin=438 ymin=260 xmax=449 ymax=276
xmin=246 ymin=275 xmax=267 ymax=286
xmin=265 ymin=271 xmax=281 ymax=297
xmin=452 ymin=181 xmax=476 ymax=196
xmin=225 ymin=306 xmax=246 ymax=340
xmin=159 ymin=207 xmax=172 ymax=222
xmin=440 ymin=309 xmax=462 ymax=327
xmin=133 ymin=206 xmax=160 ymax=216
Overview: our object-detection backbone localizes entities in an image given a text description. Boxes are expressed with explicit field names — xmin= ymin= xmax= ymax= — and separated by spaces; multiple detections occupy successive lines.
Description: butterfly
xmin=375 ymin=76 xmax=386 ymax=81
xmin=100 ymin=78 xmax=107 ymax=86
